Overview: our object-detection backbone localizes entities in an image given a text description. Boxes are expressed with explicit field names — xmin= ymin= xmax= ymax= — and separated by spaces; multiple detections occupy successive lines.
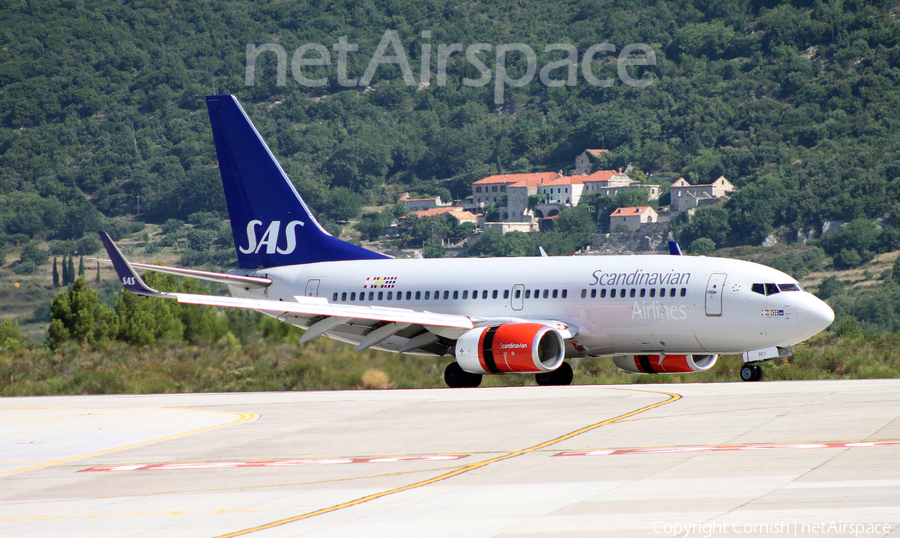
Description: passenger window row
xmin=331 ymin=288 xmax=569 ymax=303
xmin=580 ymin=287 xmax=687 ymax=299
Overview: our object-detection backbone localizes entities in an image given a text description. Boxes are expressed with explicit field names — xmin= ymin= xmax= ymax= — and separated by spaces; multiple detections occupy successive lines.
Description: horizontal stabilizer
xmin=90 ymin=258 xmax=271 ymax=288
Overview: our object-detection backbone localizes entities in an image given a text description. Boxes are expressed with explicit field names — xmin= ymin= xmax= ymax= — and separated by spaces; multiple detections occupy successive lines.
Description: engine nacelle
xmin=455 ymin=323 xmax=565 ymax=374
xmin=614 ymin=354 xmax=718 ymax=374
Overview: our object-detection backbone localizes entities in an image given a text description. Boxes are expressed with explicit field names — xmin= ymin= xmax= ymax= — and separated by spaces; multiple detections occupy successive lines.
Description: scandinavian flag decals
xmin=364 ymin=276 xmax=397 ymax=289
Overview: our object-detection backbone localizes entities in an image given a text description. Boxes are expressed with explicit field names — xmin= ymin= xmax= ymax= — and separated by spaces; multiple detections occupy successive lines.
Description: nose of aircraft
xmin=796 ymin=293 xmax=835 ymax=338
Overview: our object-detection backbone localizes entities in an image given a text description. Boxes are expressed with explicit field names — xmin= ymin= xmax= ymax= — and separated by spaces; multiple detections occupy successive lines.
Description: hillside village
xmin=390 ymin=150 xmax=735 ymax=253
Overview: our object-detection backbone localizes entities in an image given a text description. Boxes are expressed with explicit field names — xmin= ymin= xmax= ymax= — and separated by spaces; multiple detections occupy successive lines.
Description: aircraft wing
xmin=98 ymin=232 xmax=476 ymax=351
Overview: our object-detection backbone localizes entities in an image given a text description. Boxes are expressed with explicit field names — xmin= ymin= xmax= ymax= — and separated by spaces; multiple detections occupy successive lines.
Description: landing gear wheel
xmin=444 ymin=362 xmax=482 ymax=388
xmin=535 ymin=362 xmax=574 ymax=386
xmin=740 ymin=363 xmax=763 ymax=382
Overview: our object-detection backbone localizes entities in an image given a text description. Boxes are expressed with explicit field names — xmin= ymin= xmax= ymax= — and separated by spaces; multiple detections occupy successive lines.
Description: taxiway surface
xmin=1 ymin=380 xmax=899 ymax=537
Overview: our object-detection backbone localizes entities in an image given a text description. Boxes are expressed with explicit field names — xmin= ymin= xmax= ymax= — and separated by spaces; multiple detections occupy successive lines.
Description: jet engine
xmin=614 ymin=354 xmax=718 ymax=374
xmin=455 ymin=323 xmax=565 ymax=374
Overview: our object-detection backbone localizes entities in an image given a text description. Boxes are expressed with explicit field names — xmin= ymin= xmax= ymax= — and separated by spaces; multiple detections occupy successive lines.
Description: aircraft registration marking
xmin=80 ymin=454 xmax=467 ymax=472
xmin=555 ymin=440 xmax=900 ymax=457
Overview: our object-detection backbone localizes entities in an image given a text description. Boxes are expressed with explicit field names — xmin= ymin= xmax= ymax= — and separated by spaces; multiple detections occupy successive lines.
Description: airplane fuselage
xmin=228 ymin=254 xmax=832 ymax=358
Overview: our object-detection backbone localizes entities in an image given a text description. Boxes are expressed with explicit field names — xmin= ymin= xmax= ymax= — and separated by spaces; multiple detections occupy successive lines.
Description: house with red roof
xmin=609 ymin=206 xmax=658 ymax=232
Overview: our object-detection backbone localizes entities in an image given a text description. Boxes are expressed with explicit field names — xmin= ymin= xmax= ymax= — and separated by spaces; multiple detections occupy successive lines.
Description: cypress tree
xmin=68 ymin=255 xmax=76 ymax=284
xmin=61 ymin=254 xmax=69 ymax=285
xmin=78 ymin=256 xmax=85 ymax=276
xmin=96 ymin=262 xmax=100 ymax=283
xmin=52 ymin=257 xmax=59 ymax=287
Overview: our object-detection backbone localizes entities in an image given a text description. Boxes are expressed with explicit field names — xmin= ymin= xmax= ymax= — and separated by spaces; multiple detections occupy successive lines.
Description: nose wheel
xmin=740 ymin=363 xmax=763 ymax=382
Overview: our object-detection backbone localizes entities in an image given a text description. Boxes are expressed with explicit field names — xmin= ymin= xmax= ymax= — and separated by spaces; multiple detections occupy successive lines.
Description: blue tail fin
xmin=206 ymin=95 xmax=389 ymax=268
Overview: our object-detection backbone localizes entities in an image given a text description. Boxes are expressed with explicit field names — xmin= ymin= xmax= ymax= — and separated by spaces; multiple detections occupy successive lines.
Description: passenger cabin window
xmin=514 ymin=289 xmax=521 ymax=299
xmin=581 ymin=289 xmax=587 ymax=299
xmin=525 ymin=290 xmax=531 ymax=299
xmin=453 ymin=290 xmax=459 ymax=299
xmin=503 ymin=290 xmax=510 ymax=299
xmin=378 ymin=292 xmax=383 ymax=301
xmin=443 ymin=291 xmax=450 ymax=300
xmin=492 ymin=290 xmax=499 ymax=299
xmin=600 ymin=289 xmax=607 ymax=298
xmin=333 ymin=292 xmax=338 ymax=301
xmin=462 ymin=290 xmax=468 ymax=299
xmin=482 ymin=290 xmax=488 ymax=299
xmin=590 ymin=289 xmax=597 ymax=298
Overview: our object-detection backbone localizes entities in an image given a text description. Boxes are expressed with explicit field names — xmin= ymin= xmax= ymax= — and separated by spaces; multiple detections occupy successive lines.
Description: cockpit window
xmin=752 ymin=283 xmax=788 ymax=296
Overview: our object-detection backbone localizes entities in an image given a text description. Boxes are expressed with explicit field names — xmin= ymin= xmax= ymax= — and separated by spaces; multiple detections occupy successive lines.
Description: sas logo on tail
xmin=240 ymin=220 xmax=305 ymax=255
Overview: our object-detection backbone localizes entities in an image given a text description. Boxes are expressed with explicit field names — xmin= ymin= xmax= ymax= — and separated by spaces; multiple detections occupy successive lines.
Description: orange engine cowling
xmin=614 ymin=354 xmax=718 ymax=374
xmin=455 ymin=323 xmax=566 ymax=374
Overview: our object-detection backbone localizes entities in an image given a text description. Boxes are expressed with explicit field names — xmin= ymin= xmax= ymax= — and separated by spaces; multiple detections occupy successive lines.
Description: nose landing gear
xmin=740 ymin=363 xmax=763 ymax=382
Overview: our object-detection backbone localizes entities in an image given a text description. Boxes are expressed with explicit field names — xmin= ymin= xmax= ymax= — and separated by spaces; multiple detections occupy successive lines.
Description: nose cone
xmin=796 ymin=293 xmax=835 ymax=339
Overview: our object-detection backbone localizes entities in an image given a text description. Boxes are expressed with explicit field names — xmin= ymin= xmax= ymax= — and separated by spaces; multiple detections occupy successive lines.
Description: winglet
xmin=668 ymin=241 xmax=683 ymax=256
xmin=97 ymin=232 xmax=169 ymax=297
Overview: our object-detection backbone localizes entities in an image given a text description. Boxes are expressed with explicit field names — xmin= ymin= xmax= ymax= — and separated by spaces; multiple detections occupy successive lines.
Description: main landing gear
xmin=444 ymin=362 xmax=483 ymax=388
xmin=740 ymin=363 xmax=764 ymax=382
xmin=535 ymin=362 xmax=574 ymax=386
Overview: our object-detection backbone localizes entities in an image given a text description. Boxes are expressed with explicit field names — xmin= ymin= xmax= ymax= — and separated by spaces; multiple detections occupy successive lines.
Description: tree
xmin=52 ymin=257 xmax=59 ymax=287
xmin=0 ymin=319 xmax=28 ymax=352
xmin=325 ymin=187 xmax=363 ymax=222
xmin=423 ymin=241 xmax=444 ymax=258
xmin=114 ymin=273 xmax=184 ymax=346
xmin=679 ymin=207 xmax=731 ymax=248
xmin=67 ymin=256 xmax=76 ymax=285
xmin=689 ymin=237 xmax=716 ymax=255
xmin=78 ymin=256 xmax=85 ymax=276
xmin=61 ymin=254 xmax=69 ymax=285
xmin=48 ymin=277 xmax=118 ymax=348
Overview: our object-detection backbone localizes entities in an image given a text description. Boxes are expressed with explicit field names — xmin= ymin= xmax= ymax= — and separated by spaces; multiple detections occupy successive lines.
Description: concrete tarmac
xmin=1 ymin=380 xmax=899 ymax=537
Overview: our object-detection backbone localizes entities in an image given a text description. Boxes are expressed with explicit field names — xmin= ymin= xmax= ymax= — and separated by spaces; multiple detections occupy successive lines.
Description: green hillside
xmin=4 ymin=1 xmax=900 ymax=243
xmin=5 ymin=0 xmax=900 ymax=362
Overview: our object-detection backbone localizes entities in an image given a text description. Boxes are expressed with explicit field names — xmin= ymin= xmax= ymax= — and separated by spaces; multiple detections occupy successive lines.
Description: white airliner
xmin=98 ymin=95 xmax=835 ymax=387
